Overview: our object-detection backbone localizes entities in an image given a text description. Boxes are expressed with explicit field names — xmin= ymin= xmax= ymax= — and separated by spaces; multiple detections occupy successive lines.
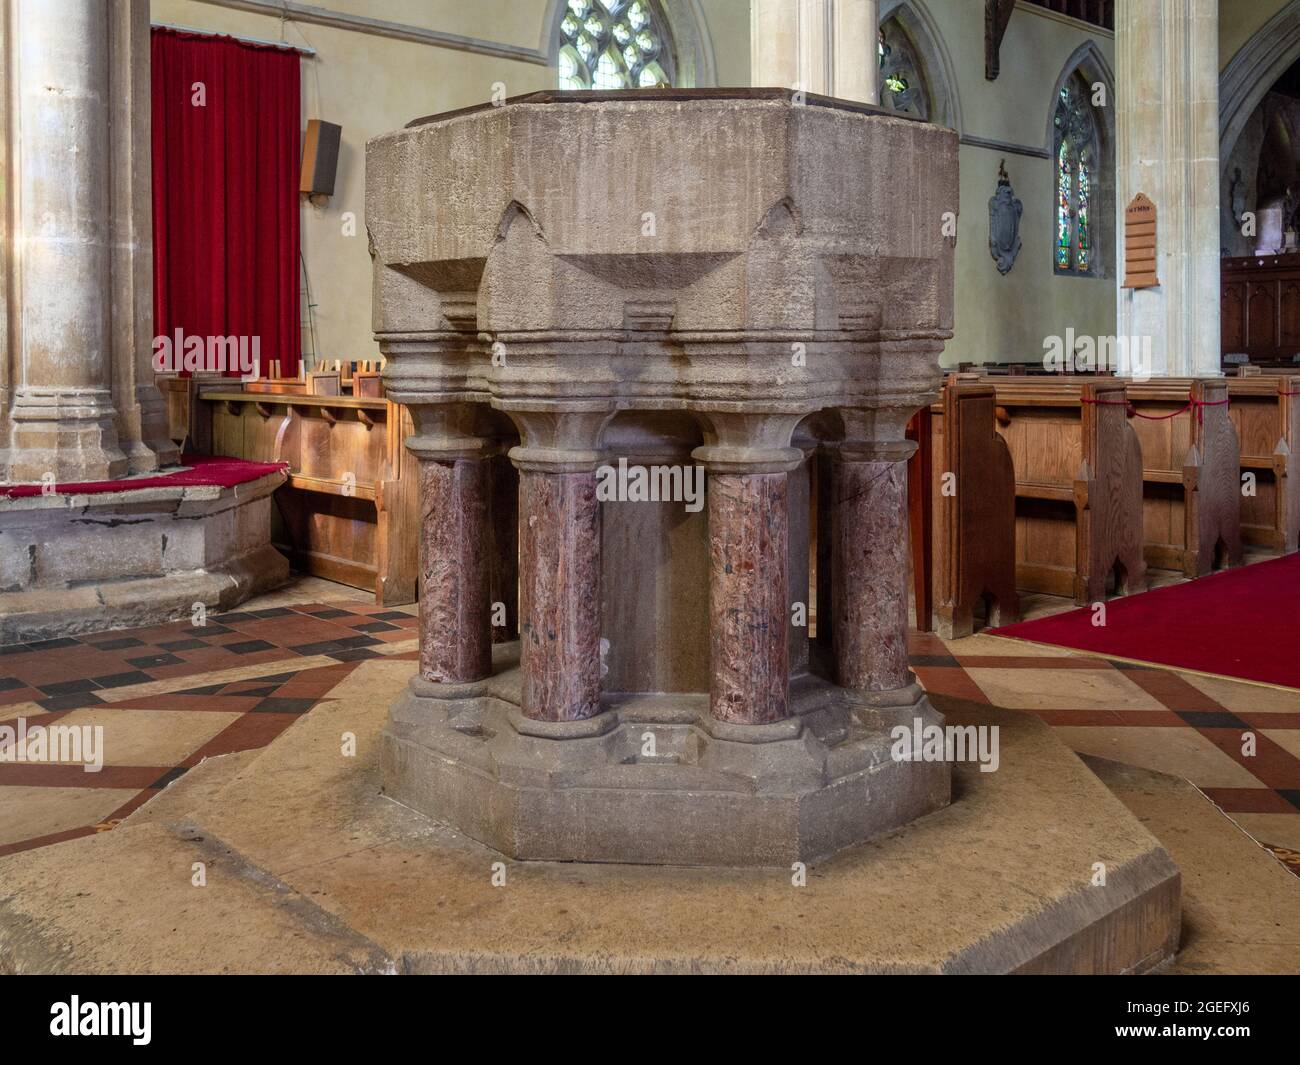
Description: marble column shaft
xmin=418 ymin=456 xmax=492 ymax=684
xmin=832 ymin=453 xmax=910 ymax=693
xmin=516 ymin=467 xmax=602 ymax=721
xmin=707 ymin=471 xmax=791 ymax=724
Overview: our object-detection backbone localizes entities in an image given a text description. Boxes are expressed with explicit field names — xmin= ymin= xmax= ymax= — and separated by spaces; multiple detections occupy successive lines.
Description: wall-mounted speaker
xmin=300 ymin=119 xmax=342 ymax=198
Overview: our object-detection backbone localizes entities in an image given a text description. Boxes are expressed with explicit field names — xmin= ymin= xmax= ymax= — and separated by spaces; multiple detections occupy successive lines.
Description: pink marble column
xmin=418 ymin=456 xmax=492 ymax=684
xmin=517 ymin=468 xmax=602 ymax=721
xmin=707 ymin=472 xmax=790 ymax=724
xmin=487 ymin=452 xmax=519 ymax=642
xmin=831 ymin=455 xmax=910 ymax=692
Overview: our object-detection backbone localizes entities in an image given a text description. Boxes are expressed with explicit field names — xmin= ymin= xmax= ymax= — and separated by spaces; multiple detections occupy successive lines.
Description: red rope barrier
xmin=1080 ymin=394 xmax=1230 ymax=424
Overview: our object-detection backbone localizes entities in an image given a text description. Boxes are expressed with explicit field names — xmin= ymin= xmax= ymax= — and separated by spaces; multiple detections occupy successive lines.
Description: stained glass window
xmin=877 ymin=21 xmax=928 ymax=121
xmin=557 ymin=0 xmax=674 ymax=91
xmin=1054 ymin=77 xmax=1099 ymax=276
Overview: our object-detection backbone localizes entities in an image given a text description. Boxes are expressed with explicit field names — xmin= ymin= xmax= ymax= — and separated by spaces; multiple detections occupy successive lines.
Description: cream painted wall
xmin=150 ymin=0 xmax=1107 ymax=367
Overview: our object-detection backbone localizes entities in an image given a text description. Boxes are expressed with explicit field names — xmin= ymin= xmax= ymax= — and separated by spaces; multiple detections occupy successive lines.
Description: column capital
xmin=504 ymin=404 xmax=615 ymax=473
xmin=406 ymin=400 xmax=497 ymax=462
xmin=692 ymin=410 xmax=803 ymax=474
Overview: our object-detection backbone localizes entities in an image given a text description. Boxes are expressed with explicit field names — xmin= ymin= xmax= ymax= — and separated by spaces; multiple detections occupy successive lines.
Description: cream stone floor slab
xmin=1185 ymin=673 xmax=1300 ymax=714
xmin=24 ymin=708 xmax=244 ymax=767
xmin=964 ymin=666 xmax=1168 ymax=713
xmin=0 ymin=786 xmax=137 ymax=847
xmin=1264 ymin=729 xmax=1300 ymax=761
xmin=948 ymin=633 xmax=1089 ymax=658
xmin=1052 ymin=726 xmax=1263 ymax=790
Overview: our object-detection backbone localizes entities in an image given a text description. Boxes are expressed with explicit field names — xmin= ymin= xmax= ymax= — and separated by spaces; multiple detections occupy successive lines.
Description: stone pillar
xmin=110 ymin=0 xmax=180 ymax=472
xmin=410 ymin=404 xmax=493 ymax=685
xmin=1115 ymin=0 xmax=1220 ymax=377
xmin=509 ymin=410 xmax=611 ymax=723
xmin=831 ymin=439 xmax=915 ymax=693
xmin=750 ymin=0 xmax=880 ymax=104
xmin=3 ymin=0 xmax=174 ymax=482
xmin=695 ymin=417 xmax=802 ymax=725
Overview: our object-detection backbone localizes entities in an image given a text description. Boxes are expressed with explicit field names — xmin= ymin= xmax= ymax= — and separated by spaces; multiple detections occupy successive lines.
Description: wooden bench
xmin=1226 ymin=373 xmax=1300 ymax=554
xmin=191 ymin=389 xmax=419 ymax=605
xmin=1126 ymin=378 xmax=1243 ymax=576
xmin=989 ymin=378 xmax=1147 ymax=604
xmin=910 ymin=376 xmax=1018 ymax=637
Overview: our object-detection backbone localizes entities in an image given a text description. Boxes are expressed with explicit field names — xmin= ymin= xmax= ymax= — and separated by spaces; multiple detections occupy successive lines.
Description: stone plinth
xmin=0 ymin=472 xmax=288 ymax=643
xmin=368 ymin=89 xmax=958 ymax=866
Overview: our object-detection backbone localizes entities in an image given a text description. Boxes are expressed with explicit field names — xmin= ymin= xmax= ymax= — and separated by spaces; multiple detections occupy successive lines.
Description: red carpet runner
xmin=991 ymin=553 xmax=1300 ymax=689
xmin=1 ymin=454 xmax=286 ymax=499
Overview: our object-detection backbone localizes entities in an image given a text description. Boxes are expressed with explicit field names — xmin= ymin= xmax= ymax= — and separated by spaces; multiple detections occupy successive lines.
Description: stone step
xmin=1082 ymin=755 xmax=1300 ymax=975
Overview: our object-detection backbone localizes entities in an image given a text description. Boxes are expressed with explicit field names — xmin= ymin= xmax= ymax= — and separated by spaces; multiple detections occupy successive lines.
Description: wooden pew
xmin=924 ymin=377 xmax=1018 ymax=638
xmin=191 ymin=389 xmax=419 ymax=605
xmin=989 ymin=378 xmax=1147 ymax=604
xmin=1126 ymin=378 xmax=1243 ymax=576
xmin=1227 ymin=373 xmax=1300 ymax=554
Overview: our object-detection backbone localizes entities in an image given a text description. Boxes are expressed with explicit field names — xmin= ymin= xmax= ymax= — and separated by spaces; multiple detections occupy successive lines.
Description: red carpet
xmin=991 ymin=553 xmax=1300 ymax=689
xmin=1 ymin=454 xmax=286 ymax=499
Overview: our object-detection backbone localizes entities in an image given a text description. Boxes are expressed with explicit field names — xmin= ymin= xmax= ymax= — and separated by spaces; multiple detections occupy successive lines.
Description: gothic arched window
xmin=1054 ymin=75 xmax=1100 ymax=275
xmin=877 ymin=22 xmax=929 ymax=121
xmin=557 ymin=0 xmax=675 ymax=91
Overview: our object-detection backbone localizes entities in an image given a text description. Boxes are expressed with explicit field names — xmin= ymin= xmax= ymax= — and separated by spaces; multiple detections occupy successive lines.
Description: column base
xmin=380 ymin=644 xmax=951 ymax=867
xmin=6 ymin=388 xmax=129 ymax=481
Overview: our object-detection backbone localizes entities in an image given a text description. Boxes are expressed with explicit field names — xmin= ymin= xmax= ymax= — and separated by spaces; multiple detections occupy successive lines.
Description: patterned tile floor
xmin=2 ymin=575 xmax=1298 ymax=879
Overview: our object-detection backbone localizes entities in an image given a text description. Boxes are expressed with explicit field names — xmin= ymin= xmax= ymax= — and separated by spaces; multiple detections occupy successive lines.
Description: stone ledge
xmin=0 ymin=545 xmax=289 ymax=644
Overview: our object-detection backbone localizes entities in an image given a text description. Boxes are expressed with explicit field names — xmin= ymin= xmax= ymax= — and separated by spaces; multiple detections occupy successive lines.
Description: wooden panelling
xmin=1221 ymin=254 xmax=1300 ymax=366
xmin=193 ymin=390 xmax=419 ymax=605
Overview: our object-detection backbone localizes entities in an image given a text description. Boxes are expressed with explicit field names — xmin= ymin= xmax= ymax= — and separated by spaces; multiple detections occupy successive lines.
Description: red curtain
xmin=151 ymin=27 xmax=301 ymax=377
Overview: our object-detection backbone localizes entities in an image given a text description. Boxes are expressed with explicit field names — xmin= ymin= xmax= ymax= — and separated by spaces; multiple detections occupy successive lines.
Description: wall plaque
xmin=988 ymin=159 xmax=1022 ymax=275
xmin=1122 ymin=193 xmax=1158 ymax=289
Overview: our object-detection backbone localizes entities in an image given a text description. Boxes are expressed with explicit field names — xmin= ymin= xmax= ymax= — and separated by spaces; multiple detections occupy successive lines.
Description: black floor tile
xmin=37 ymin=692 xmax=106 ymax=711
xmin=251 ymin=696 xmax=317 ymax=715
xmin=36 ymin=678 xmax=101 ymax=697
xmin=89 ymin=637 xmax=146 ymax=651
xmin=223 ymin=640 xmax=276 ymax=655
xmin=127 ymin=653 xmax=184 ymax=669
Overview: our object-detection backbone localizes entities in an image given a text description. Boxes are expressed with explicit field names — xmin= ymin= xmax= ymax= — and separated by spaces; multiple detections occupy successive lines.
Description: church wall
xmin=150 ymin=0 xmax=1110 ymax=369
xmin=926 ymin=1 xmax=1116 ymax=366
xmin=1220 ymin=0 xmax=1292 ymax=73
xmin=149 ymin=0 xmax=748 ymax=366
